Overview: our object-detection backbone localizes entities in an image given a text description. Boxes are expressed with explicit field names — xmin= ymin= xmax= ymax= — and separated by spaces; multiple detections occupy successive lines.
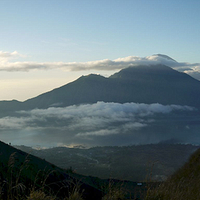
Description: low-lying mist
xmin=0 ymin=101 xmax=199 ymax=148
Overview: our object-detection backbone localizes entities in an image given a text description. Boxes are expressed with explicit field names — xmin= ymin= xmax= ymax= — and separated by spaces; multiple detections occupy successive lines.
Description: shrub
xmin=27 ymin=190 xmax=56 ymax=200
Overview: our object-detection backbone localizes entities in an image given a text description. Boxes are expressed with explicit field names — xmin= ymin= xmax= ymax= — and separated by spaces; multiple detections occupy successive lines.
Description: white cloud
xmin=0 ymin=102 xmax=197 ymax=147
xmin=1 ymin=51 xmax=200 ymax=80
xmin=76 ymin=129 xmax=119 ymax=136
xmin=0 ymin=51 xmax=20 ymax=59
xmin=0 ymin=51 xmax=24 ymax=62
xmin=18 ymin=101 xmax=194 ymax=120
xmin=0 ymin=102 xmax=192 ymax=137
xmin=0 ymin=116 xmax=30 ymax=129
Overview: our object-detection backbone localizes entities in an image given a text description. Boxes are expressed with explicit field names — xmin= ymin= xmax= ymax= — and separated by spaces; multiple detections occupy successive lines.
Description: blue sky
xmin=0 ymin=0 xmax=200 ymax=100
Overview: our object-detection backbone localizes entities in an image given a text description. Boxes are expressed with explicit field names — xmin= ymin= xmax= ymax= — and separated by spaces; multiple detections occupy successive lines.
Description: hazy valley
xmin=16 ymin=144 xmax=198 ymax=182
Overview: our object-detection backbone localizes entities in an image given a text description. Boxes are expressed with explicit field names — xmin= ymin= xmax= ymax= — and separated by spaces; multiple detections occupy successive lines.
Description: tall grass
xmin=1 ymin=152 xmax=27 ymax=200
xmin=145 ymin=148 xmax=200 ymax=200
xmin=27 ymin=190 xmax=56 ymax=200
xmin=0 ymin=152 xmax=85 ymax=200
xmin=101 ymin=180 xmax=126 ymax=200
xmin=64 ymin=179 xmax=83 ymax=200
xmin=5 ymin=148 xmax=200 ymax=200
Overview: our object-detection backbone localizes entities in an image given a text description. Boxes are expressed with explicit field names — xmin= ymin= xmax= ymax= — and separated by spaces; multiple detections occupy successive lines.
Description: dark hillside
xmin=146 ymin=147 xmax=200 ymax=200
xmin=0 ymin=141 xmax=156 ymax=200
xmin=0 ymin=141 xmax=103 ymax=199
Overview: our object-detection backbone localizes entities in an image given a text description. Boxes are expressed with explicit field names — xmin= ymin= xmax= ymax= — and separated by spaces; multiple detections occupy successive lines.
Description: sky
xmin=0 ymin=0 xmax=200 ymax=101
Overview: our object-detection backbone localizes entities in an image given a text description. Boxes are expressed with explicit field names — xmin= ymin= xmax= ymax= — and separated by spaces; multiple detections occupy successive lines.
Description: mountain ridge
xmin=25 ymin=64 xmax=200 ymax=108
xmin=1 ymin=64 xmax=200 ymax=115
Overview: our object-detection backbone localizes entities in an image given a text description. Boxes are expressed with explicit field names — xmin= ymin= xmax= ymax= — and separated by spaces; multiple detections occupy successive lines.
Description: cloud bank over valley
xmin=0 ymin=102 xmax=198 ymax=147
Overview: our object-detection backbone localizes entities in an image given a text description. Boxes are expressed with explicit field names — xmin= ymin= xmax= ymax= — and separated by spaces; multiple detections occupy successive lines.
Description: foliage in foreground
xmin=145 ymin=148 xmax=200 ymax=200
xmin=0 ymin=152 xmax=129 ymax=200
xmin=2 ymin=144 xmax=200 ymax=200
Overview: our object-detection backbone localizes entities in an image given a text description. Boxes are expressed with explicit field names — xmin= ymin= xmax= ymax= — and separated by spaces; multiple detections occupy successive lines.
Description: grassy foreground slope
xmin=0 ymin=141 xmax=153 ymax=199
xmin=1 ymin=140 xmax=200 ymax=199
xmin=146 ymin=147 xmax=200 ymax=200
xmin=0 ymin=141 xmax=103 ymax=199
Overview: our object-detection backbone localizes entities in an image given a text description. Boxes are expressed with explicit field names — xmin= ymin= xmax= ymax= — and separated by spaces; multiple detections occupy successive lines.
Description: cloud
xmin=0 ymin=102 xmax=197 ymax=147
xmin=0 ymin=51 xmax=20 ymax=59
xmin=182 ymin=66 xmax=200 ymax=80
xmin=0 ymin=116 xmax=30 ymax=129
xmin=0 ymin=51 xmax=24 ymax=62
xmin=1 ymin=102 xmax=194 ymax=132
xmin=1 ymin=51 xmax=200 ymax=80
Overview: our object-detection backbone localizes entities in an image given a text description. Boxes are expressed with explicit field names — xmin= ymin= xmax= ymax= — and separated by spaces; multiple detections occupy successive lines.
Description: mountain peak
xmin=78 ymin=73 xmax=106 ymax=82
xmin=109 ymin=64 xmax=175 ymax=80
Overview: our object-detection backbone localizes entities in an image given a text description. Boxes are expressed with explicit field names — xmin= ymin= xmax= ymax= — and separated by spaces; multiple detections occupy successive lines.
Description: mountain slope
xmin=1 ymin=64 xmax=200 ymax=115
xmin=109 ymin=64 xmax=200 ymax=106
xmin=0 ymin=140 xmax=103 ymax=199
xmin=23 ymin=74 xmax=111 ymax=109
xmin=23 ymin=64 xmax=200 ymax=109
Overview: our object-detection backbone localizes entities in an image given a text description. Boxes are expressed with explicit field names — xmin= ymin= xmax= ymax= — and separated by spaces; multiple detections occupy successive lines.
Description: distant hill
xmin=1 ymin=64 xmax=200 ymax=115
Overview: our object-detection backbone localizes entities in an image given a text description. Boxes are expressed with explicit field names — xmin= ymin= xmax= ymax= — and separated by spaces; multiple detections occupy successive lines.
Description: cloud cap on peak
xmin=151 ymin=54 xmax=177 ymax=62
xmin=0 ymin=51 xmax=200 ymax=80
